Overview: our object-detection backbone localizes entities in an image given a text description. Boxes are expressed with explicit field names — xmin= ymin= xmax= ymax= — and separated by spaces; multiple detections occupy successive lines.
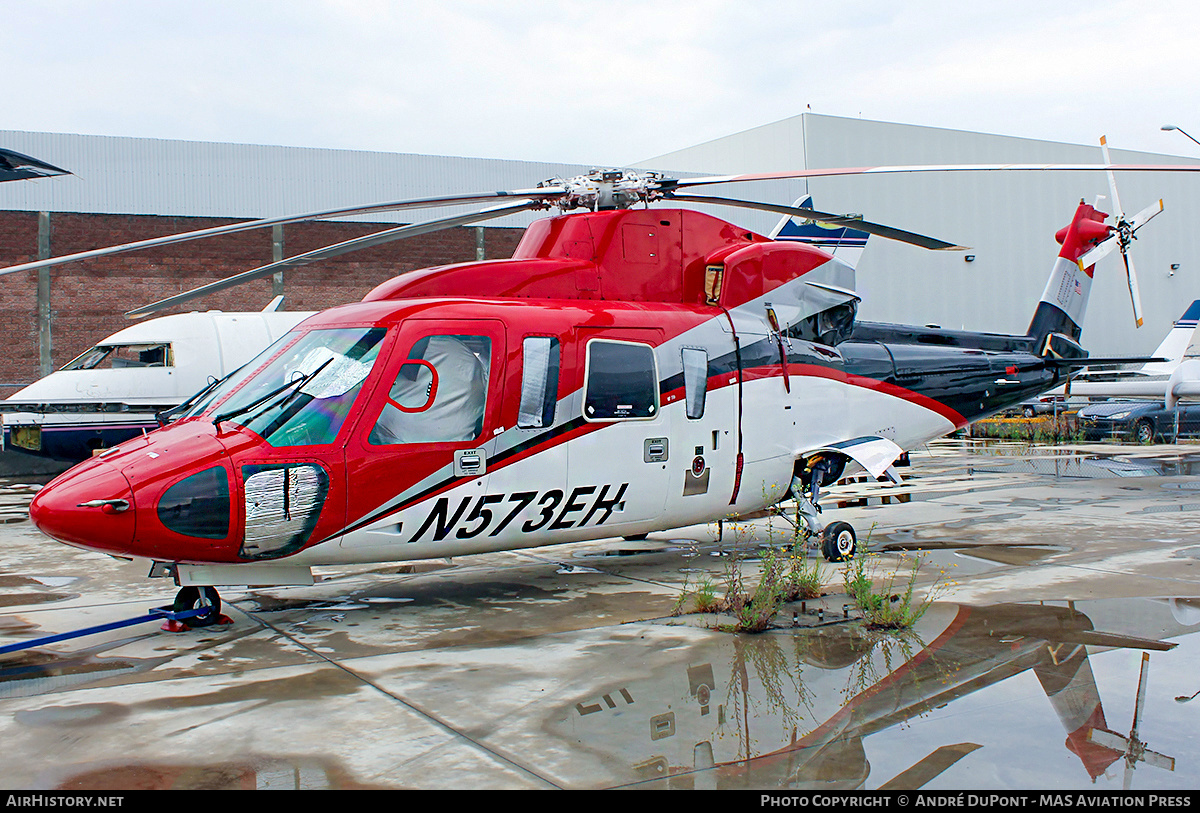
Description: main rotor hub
xmin=539 ymin=169 xmax=669 ymax=212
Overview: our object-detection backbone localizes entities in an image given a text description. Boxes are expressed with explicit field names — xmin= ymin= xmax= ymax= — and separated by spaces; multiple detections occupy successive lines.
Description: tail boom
xmin=1027 ymin=201 xmax=1111 ymax=348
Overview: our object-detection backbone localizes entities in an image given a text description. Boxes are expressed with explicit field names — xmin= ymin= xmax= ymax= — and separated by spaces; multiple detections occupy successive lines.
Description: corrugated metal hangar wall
xmin=0 ymin=131 xmax=593 ymax=395
xmin=2 ymin=114 xmax=1199 ymax=396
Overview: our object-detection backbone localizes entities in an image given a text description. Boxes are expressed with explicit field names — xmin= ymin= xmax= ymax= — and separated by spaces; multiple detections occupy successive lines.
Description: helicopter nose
xmin=29 ymin=461 xmax=136 ymax=555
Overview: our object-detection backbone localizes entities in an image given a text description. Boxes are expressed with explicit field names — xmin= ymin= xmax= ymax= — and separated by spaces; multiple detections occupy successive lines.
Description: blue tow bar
xmin=0 ymin=606 xmax=214 ymax=656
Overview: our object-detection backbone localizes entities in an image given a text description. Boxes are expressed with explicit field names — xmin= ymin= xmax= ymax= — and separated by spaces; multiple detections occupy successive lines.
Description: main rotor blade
xmin=877 ymin=743 xmax=982 ymax=791
xmin=660 ymin=162 xmax=1200 ymax=193
xmin=124 ymin=200 xmax=539 ymax=318
xmin=666 ymin=193 xmax=967 ymax=250
xmin=1100 ymin=136 xmax=1126 ymax=219
xmin=0 ymin=148 xmax=71 ymax=182
xmin=0 ymin=187 xmax=562 ymax=279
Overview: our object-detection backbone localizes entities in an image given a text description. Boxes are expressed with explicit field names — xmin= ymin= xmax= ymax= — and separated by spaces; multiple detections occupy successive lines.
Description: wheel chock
xmin=160 ymin=613 xmax=232 ymax=632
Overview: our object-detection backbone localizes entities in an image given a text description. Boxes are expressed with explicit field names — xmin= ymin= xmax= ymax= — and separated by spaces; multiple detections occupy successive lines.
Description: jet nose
xmin=30 ymin=461 xmax=136 ymax=555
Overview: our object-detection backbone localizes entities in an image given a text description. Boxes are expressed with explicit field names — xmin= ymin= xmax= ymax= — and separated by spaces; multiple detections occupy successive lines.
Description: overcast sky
xmin=7 ymin=1 xmax=1200 ymax=165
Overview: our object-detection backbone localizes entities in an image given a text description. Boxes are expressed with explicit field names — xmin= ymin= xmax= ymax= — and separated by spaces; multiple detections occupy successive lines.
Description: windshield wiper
xmin=212 ymin=358 xmax=332 ymax=428
xmin=157 ymin=368 xmax=240 ymax=427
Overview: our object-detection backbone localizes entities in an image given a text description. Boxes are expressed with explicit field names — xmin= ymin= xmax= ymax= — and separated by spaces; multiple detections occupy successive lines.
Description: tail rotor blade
xmin=1130 ymin=198 xmax=1164 ymax=230
xmin=1132 ymin=652 xmax=1150 ymax=738
xmin=1077 ymin=234 xmax=1118 ymax=269
xmin=1123 ymin=245 xmax=1145 ymax=328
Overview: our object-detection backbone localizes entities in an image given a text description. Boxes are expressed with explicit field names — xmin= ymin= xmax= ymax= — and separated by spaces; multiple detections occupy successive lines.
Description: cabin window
xmin=583 ymin=339 xmax=658 ymax=421
xmin=62 ymin=342 xmax=172 ymax=370
xmin=158 ymin=466 xmax=230 ymax=539
xmin=517 ymin=337 xmax=560 ymax=429
xmin=681 ymin=347 xmax=708 ymax=420
xmin=218 ymin=327 xmax=387 ymax=447
xmin=369 ymin=334 xmax=491 ymax=444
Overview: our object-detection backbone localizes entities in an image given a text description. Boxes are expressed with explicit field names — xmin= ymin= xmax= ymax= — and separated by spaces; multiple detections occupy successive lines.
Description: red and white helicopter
xmin=9 ymin=157 xmax=1190 ymax=622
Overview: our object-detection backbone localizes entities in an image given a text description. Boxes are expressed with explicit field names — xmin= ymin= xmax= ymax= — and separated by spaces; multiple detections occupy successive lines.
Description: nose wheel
xmin=792 ymin=456 xmax=858 ymax=562
xmin=172 ymin=586 xmax=223 ymax=628
xmin=820 ymin=521 xmax=857 ymax=562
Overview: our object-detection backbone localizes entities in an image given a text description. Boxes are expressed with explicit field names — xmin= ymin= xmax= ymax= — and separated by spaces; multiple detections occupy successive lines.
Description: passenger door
xmin=566 ymin=327 xmax=670 ymax=530
xmin=342 ymin=319 xmax=506 ymax=549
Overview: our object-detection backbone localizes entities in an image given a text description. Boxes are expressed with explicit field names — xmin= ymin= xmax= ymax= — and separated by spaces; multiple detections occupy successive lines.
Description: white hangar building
xmin=636 ymin=113 xmax=1200 ymax=358
xmin=3 ymin=112 xmax=1199 ymax=363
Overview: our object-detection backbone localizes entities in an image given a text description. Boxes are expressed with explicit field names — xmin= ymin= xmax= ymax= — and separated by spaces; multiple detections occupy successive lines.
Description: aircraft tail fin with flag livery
xmin=770 ymin=195 xmax=870 ymax=269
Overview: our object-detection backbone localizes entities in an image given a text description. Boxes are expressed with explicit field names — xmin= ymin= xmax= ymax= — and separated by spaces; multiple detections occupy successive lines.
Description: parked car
xmin=1018 ymin=395 xmax=1068 ymax=417
xmin=1077 ymin=400 xmax=1200 ymax=443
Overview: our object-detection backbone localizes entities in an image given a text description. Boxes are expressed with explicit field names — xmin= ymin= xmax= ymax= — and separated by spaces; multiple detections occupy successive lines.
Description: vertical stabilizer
xmin=771 ymin=196 xmax=870 ymax=269
xmin=1140 ymin=300 xmax=1200 ymax=376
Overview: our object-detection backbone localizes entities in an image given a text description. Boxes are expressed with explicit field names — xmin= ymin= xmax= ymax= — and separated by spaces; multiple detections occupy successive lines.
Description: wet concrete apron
xmin=2 ymin=439 xmax=1200 ymax=790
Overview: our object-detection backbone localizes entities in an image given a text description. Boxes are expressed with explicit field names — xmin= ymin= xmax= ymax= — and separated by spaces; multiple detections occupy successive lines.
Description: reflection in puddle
xmin=963 ymin=448 xmax=1200 ymax=479
xmin=553 ymin=598 xmax=1200 ymax=790
xmin=52 ymin=756 xmax=377 ymax=790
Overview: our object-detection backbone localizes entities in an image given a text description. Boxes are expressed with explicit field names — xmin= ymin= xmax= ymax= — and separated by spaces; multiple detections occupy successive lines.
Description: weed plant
xmin=841 ymin=530 xmax=947 ymax=630
xmin=677 ymin=513 xmax=829 ymax=632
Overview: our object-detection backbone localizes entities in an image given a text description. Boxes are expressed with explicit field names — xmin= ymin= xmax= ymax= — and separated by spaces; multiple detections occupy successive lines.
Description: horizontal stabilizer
xmin=805 ymin=435 xmax=905 ymax=480
xmin=1045 ymin=356 xmax=1168 ymax=369
xmin=1167 ymin=359 xmax=1200 ymax=409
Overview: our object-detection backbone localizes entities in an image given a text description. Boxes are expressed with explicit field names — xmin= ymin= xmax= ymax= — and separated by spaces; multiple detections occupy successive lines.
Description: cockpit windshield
xmin=201 ymin=327 xmax=387 ymax=447
xmin=62 ymin=343 xmax=172 ymax=370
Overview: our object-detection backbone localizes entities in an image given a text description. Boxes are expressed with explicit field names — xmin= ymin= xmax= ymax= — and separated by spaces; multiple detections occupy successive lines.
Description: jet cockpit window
xmin=369 ymin=334 xmax=492 ymax=445
xmin=213 ymin=327 xmax=387 ymax=447
xmin=517 ymin=336 xmax=560 ymax=429
xmin=584 ymin=339 xmax=658 ymax=421
xmin=62 ymin=342 xmax=172 ymax=370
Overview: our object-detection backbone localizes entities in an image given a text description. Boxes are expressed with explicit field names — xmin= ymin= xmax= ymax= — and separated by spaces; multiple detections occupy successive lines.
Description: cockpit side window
xmin=62 ymin=342 xmax=173 ymax=370
xmin=369 ymin=334 xmax=492 ymax=445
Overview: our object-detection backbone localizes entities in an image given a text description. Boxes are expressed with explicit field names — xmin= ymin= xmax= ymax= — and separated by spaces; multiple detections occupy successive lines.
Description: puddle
xmin=47 ymin=756 xmax=380 ymax=790
xmin=1140 ymin=504 xmax=1200 ymax=514
xmin=962 ymin=448 xmax=1200 ymax=479
xmin=244 ymin=580 xmax=564 ymax=614
xmin=0 ymin=651 xmax=143 ymax=699
xmin=575 ymin=547 xmax=674 ymax=559
xmin=552 ymin=597 xmax=1200 ymax=790
xmin=557 ymin=565 xmax=601 ymax=575
xmin=16 ymin=703 xmax=128 ymax=727
xmin=885 ymin=543 xmax=1065 ymax=576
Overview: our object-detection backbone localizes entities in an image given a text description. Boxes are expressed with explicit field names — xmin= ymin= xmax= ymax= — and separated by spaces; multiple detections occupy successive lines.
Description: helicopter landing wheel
xmin=820 ymin=521 xmax=857 ymax=563
xmin=173 ymin=586 xmax=222 ymax=627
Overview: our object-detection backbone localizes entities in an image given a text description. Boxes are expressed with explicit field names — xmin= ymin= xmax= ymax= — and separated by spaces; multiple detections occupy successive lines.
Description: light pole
xmin=1162 ymin=125 xmax=1200 ymax=148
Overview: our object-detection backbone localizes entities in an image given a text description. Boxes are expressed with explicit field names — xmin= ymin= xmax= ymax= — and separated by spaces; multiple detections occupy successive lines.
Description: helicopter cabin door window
xmin=518 ymin=336 xmax=560 ymax=429
xmin=583 ymin=339 xmax=658 ymax=421
xmin=681 ymin=348 xmax=707 ymax=420
xmin=369 ymin=334 xmax=492 ymax=445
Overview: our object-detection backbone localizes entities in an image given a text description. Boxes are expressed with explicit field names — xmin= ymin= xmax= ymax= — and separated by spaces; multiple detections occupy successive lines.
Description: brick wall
xmin=0 ymin=211 xmax=525 ymax=397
